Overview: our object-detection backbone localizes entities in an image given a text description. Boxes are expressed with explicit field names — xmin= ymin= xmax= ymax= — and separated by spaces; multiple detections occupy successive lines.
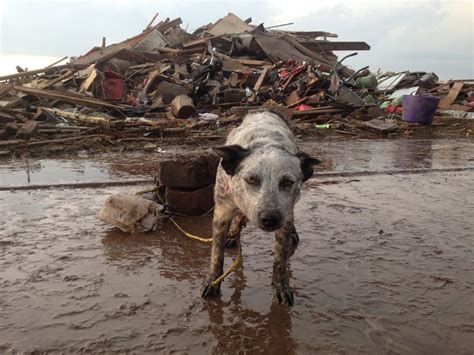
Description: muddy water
xmin=1 ymin=139 xmax=473 ymax=187
xmin=1 ymin=139 xmax=474 ymax=353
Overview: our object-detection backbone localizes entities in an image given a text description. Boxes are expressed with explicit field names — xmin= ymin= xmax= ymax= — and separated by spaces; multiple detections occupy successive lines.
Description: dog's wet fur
xmin=201 ymin=110 xmax=320 ymax=305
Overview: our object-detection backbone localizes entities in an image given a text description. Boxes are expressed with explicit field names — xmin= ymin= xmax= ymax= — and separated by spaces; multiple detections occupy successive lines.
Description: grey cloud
xmin=1 ymin=0 xmax=472 ymax=79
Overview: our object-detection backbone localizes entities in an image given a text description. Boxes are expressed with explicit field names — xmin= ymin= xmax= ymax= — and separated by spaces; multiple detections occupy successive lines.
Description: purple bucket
xmin=402 ymin=95 xmax=440 ymax=124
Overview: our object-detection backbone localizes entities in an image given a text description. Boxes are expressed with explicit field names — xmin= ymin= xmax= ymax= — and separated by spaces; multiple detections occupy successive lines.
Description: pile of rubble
xmin=0 ymin=13 xmax=473 ymax=156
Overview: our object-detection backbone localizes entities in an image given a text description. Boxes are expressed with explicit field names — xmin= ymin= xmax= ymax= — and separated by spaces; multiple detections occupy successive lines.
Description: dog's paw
xmin=273 ymin=283 xmax=294 ymax=306
xmin=225 ymin=238 xmax=239 ymax=248
xmin=201 ymin=279 xmax=220 ymax=298
xmin=290 ymin=227 xmax=300 ymax=246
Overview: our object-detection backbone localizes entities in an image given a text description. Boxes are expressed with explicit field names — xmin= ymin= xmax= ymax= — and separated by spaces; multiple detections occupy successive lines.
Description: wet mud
xmin=0 ymin=139 xmax=473 ymax=353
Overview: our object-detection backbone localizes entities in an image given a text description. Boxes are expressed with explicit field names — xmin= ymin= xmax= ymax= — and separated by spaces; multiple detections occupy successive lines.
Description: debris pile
xmin=0 ymin=13 xmax=472 ymax=156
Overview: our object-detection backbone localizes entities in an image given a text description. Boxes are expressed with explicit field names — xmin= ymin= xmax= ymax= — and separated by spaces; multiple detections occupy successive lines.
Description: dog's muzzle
xmin=258 ymin=210 xmax=283 ymax=231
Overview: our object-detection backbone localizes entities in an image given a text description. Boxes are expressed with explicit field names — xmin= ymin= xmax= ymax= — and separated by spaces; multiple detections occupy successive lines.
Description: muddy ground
xmin=0 ymin=139 xmax=473 ymax=354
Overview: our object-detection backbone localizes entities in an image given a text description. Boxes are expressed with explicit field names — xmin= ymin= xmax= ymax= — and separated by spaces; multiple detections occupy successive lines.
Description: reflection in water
xmin=393 ymin=139 xmax=433 ymax=170
xmin=206 ymin=266 xmax=296 ymax=353
xmin=101 ymin=216 xmax=211 ymax=281
xmin=102 ymin=220 xmax=297 ymax=353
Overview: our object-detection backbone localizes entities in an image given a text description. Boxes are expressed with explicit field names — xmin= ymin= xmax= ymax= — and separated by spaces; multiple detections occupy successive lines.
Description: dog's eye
xmin=245 ymin=176 xmax=260 ymax=186
xmin=280 ymin=178 xmax=295 ymax=188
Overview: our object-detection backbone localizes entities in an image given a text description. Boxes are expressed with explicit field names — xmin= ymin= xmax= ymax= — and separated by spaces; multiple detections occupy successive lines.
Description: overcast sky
xmin=0 ymin=0 xmax=473 ymax=79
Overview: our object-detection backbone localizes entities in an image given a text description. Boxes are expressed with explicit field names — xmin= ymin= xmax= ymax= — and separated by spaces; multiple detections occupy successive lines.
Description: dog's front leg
xmin=201 ymin=202 xmax=235 ymax=298
xmin=226 ymin=214 xmax=247 ymax=248
xmin=272 ymin=220 xmax=295 ymax=306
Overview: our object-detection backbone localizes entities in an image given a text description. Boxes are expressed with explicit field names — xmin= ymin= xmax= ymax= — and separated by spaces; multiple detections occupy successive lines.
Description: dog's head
xmin=213 ymin=145 xmax=320 ymax=232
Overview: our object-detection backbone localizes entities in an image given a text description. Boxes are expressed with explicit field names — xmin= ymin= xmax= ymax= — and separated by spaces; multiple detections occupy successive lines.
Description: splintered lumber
xmin=171 ymin=94 xmax=196 ymax=118
xmin=0 ymin=83 xmax=13 ymax=97
xmin=439 ymin=82 xmax=464 ymax=108
xmin=281 ymin=34 xmax=336 ymax=67
xmin=253 ymin=67 xmax=270 ymax=91
xmin=79 ymin=65 xmax=98 ymax=92
xmin=39 ymin=69 xmax=77 ymax=89
xmin=290 ymin=31 xmax=338 ymax=38
xmin=145 ymin=12 xmax=160 ymax=30
xmin=42 ymin=108 xmax=124 ymax=128
xmin=13 ymin=86 xmax=123 ymax=109
xmin=45 ymin=56 xmax=68 ymax=68
xmin=0 ymin=64 xmax=84 ymax=81
xmin=26 ymin=135 xmax=104 ymax=147
xmin=16 ymin=120 xmax=40 ymax=139
xmin=292 ymin=106 xmax=345 ymax=118
xmin=319 ymin=41 xmax=370 ymax=51
xmin=305 ymin=41 xmax=371 ymax=51
xmin=155 ymin=17 xmax=182 ymax=32
xmin=233 ymin=58 xmax=272 ymax=67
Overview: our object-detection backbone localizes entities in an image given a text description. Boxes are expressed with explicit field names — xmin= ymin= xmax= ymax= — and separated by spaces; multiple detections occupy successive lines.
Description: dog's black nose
xmin=259 ymin=210 xmax=282 ymax=230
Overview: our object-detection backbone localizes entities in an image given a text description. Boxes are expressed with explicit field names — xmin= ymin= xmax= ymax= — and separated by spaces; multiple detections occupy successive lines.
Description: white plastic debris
xmin=97 ymin=193 xmax=164 ymax=233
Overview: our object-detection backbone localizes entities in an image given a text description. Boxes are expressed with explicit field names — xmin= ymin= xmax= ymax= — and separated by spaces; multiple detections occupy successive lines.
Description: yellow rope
xmin=169 ymin=218 xmax=212 ymax=243
xmin=168 ymin=217 xmax=241 ymax=286
xmin=135 ymin=187 xmax=241 ymax=286
xmin=211 ymin=240 xmax=242 ymax=286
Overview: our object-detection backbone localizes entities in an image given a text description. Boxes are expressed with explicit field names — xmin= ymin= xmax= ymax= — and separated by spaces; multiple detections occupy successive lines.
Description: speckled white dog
xmin=201 ymin=110 xmax=320 ymax=305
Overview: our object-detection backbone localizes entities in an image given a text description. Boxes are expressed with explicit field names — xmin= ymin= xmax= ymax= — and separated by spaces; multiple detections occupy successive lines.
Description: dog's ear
xmin=296 ymin=152 xmax=321 ymax=182
xmin=213 ymin=145 xmax=252 ymax=176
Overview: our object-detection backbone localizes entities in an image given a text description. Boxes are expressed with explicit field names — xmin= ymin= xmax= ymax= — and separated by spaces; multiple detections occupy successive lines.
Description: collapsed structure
xmin=0 ymin=13 xmax=472 ymax=155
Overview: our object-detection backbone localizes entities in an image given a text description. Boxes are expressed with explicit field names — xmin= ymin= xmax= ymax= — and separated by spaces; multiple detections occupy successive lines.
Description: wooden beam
xmin=253 ymin=67 xmax=270 ymax=91
xmin=45 ymin=56 xmax=69 ymax=68
xmin=312 ymin=41 xmax=370 ymax=51
xmin=39 ymin=69 xmax=77 ymax=89
xmin=145 ymin=12 xmax=159 ymax=30
xmin=154 ymin=17 xmax=182 ymax=33
xmin=0 ymin=64 xmax=84 ymax=82
xmin=292 ymin=106 xmax=345 ymax=118
xmin=13 ymin=85 xmax=124 ymax=109
xmin=289 ymin=31 xmax=338 ymax=39
xmin=43 ymin=108 xmax=124 ymax=127
xmin=439 ymin=82 xmax=464 ymax=108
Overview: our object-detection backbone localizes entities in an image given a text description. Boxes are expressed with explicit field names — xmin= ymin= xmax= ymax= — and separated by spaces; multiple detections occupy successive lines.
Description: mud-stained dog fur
xmin=201 ymin=110 xmax=320 ymax=306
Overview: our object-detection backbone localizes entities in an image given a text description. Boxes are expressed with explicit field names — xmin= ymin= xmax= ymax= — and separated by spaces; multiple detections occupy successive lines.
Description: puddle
xmin=1 ymin=139 xmax=473 ymax=187
xmin=0 ymin=139 xmax=473 ymax=353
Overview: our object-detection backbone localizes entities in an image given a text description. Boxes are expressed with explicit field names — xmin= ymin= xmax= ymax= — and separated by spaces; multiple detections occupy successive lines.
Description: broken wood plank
xmin=154 ymin=17 xmax=182 ymax=33
xmin=0 ymin=64 xmax=85 ymax=81
xmin=42 ymin=108 xmax=124 ymax=128
xmin=5 ymin=122 xmax=19 ymax=137
xmin=16 ymin=120 xmax=40 ymax=139
xmin=0 ymin=139 xmax=26 ymax=147
xmin=79 ymin=65 xmax=98 ymax=92
xmin=145 ymin=12 xmax=160 ymax=30
xmin=13 ymin=86 xmax=124 ymax=109
xmin=292 ymin=106 xmax=345 ymax=118
xmin=289 ymin=31 xmax=338 ymax=39
xmin=39 ymin=69 xmax=77 ymax=89
xmin=0 ymin=83 xmax=13 ymax=97
xmin=26 ymin=135 xmax=104 ymax=148
xmin=310 ymin=41 xmax=370 ymax=51
xmin=439 ymin=82 xmax=464 ymax=108
xmin=233 ymin=58 xmax=272 ymax=67
xmin=253 ymin=67 xmax=270 ymax=91
xmin=45 ymin=56 xmax=68 ymax=68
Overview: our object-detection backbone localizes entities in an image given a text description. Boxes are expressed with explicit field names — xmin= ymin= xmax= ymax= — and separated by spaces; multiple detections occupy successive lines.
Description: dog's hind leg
xmin=226 ymin=214 xmax=247 ymax=248
xmin=201 ymin=200 xmax=236 ymax=298
xmin=272 ymin=219 xmax=295 ymax=306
